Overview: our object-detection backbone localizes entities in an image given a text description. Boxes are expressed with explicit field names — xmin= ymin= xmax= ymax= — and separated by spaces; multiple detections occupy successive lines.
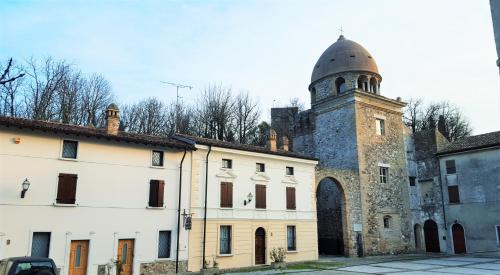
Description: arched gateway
xmin=316 ymin=177 xmax=346 ymax=255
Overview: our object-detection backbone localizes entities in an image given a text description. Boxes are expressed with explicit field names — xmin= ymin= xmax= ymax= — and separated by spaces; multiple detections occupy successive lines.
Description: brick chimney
xmin=105 ymin=103 xmax=120 ymax=135
xmin=268 ymin=129 xmax=277 ymax=152
xmin=282 ymin=136 xmax=289 ymax=151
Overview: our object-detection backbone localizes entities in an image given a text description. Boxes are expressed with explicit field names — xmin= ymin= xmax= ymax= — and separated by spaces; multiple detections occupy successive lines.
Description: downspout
xmin=201 ymin=145 xmax=212 ymax=269
xmin=437 ymin=156 xmax=447 ymax=230
xmin=176 ymin=149 xmax=187 ymax=273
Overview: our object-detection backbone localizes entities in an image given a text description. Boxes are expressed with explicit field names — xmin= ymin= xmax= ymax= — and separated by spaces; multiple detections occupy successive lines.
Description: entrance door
xmin=117 ymin=239 xmax=134 ymax=275
xmin=68 ymin=240 xmax=89 ymax=275
xmin=452 ymin=224 xmax=466 ymax=254
xmin=255 ymin=228 xmax=266 ymax=265
xmin=424 ymin=220 xmax=440 ymax=252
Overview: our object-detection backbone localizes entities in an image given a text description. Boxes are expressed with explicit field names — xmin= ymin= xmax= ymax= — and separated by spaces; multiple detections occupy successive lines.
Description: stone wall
xmin=270 ymin=107 xmax=297 ymax=148
xmin=140 ymin=260 xmax=188 ymax=275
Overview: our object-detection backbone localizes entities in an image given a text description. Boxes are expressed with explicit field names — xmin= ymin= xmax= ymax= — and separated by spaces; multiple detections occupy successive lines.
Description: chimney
xmin=268 ymin=129 xmax=277 ymax=152
xmin=282 ymin=136 xmax=289 ymax=151
xmin=105 ymin=103 xmax=120 ymax=135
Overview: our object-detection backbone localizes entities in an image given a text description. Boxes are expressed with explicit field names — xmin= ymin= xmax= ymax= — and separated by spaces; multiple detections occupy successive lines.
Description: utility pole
xmin=160 ymin=81 xmax=193 ymax=133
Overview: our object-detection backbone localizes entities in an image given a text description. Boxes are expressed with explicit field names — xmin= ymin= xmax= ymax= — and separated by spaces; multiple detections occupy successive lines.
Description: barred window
xmin=286 ymin=166 xmax=294 ymax=176
xmin=31 ymin=232 xmax=51 ymax=257
xmin=62 ymin=140 xmax=78 ymax=159
xmin=287 ymin=226 xmax=296 ymax=251
xmin=152 ymin=150 xmax=164 ymax=167
xmin=158 ymin=231 xmax=171 ymax=258
xmin=222 ymin=159 xmax=233 ymax=169
xmin=219 ymin=226 xmax=232 ymax=255
xmin=256 ymin=163 xmax=265 ymax=172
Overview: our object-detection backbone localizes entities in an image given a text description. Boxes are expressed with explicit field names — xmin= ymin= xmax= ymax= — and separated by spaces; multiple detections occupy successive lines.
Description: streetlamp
xmin=21 ymin=178 xmax=30 ymax=198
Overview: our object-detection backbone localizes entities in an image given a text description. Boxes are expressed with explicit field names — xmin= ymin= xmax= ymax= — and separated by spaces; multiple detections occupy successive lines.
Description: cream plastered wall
xmin=187 ymin=145 xmax=318 ymax=271
xmin=0 ymin=128 xmax=192 ymax=275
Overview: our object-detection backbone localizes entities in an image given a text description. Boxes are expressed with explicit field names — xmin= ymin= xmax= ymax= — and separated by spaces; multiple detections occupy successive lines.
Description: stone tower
xmin=272 ymin=35 xmax=413 ymax=256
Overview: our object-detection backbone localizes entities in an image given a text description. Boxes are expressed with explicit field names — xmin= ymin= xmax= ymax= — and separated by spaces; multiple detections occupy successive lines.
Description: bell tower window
xmin=335 ymin=77 xmax=347 ymax=94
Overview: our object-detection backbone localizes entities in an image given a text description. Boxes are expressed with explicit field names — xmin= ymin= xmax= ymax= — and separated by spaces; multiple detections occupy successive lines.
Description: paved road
xmin=228 ymin=255 xmax=500 ymax=274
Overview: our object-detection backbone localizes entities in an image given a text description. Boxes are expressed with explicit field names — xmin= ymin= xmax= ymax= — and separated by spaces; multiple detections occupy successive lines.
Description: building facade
xmin=182 ymin=134 xmax=319 ymax=271
xmin=0 ymin=107 xmax=194 ymax=275
xmin=436 ymin=131 xmax=500 ymax=254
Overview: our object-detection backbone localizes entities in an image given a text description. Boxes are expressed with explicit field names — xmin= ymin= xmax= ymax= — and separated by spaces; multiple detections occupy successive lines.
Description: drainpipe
xmin=201 ymin=145 xmax=212 ymax=269
xmin=176 ymin=149 xmax=187 ymax=273
xmin=437 ymin=157 xmax=447 ymax=230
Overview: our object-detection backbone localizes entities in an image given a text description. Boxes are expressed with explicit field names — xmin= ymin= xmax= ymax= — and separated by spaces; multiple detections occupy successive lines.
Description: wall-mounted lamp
xmin=244 ymin=192 xmax=253 ymax=206
xmin=21 ymin=178 xmax=30 ymax=198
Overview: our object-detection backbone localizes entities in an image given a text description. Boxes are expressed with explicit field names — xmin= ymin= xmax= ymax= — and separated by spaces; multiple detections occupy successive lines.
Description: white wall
xmin=0 ymin=128 xmax=192 ymax=275
xmin=191 ymin=145 xmax=317 ymax=221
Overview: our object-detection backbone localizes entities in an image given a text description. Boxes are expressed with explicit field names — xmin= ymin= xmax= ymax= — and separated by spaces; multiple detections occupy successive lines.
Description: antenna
xmin=160 ymin=81 xmax=193 ymax=133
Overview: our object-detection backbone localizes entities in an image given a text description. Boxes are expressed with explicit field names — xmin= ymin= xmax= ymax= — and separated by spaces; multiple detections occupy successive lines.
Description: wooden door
xmin=68 ymin=240 xmax=89 ymax=275
xmin=255 ymin=227 xmax=266 ymax=265
xmin=424 ymin=220 xmax=440 ymax=252
xmin=452 ymin=224 xmax=466 ymax=254
xmin=117 ymin=239 xmax=134 ymax=275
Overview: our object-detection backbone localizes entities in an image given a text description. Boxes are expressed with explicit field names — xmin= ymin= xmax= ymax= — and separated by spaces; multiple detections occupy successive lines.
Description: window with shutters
xmin=446 ymin=160 xmax=456 ymax=174
xmin=152 ymin=150 xmax=164 ymax=167
xmin=286 ymin=166 xmax=294 ymax=176
xmin=158 ymin=231 xmax=171 ymax=258
xmin=256 ymin=163 xmax=265 ymax=172
xmin=149 ymin=180 xmax=165 ymax=207
xmin=287 ymin=226 xmax=296 ymax=251
xmin=448 ymin=185 xmax=460 ymax=203
xmin=286 ymin=187 xmax=296 ymax=210
xmin=220 ymin=182 xmax=233 ymax=208
xmin=56 ymin=173 xmax=78 ymax=204
xmin=222 ymin=159 xmax=232 ymax=169
xmin=255 ymin=184 xmax=266 ymax=209
xmin=31 ymin=232 xmax=51 ymax=257
xmin=62 ymin=140 xmax=78 ymax=159
xmin=219 ymin=226 xmax=232 ymax=255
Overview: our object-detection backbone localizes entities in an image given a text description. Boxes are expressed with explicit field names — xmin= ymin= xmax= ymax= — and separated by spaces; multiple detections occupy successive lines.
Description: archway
xmin=414 ymin=224 xmax=423 ymax=250
xmin=316 ymin=177 xmax=345 ymax=255
xmin=357 ymin=75 xmax=368 ymax=91
xmin=335 ymin=77 xmax=347 ymax=94
xmin=255 ymin=227 xmax=266 ymax=264
xmin=452 ymin=224 xmax=466 ymax=254
xmin=423 ymin=219 xmax=440 ymax=252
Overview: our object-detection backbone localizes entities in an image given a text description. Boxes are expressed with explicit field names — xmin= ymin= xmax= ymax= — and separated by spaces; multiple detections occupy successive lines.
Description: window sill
xmin=58 ymin=157 xmax=78 ymax=162
xmin=53 ymin=202 xmax=78 ymax=207
xmin=255 ymin=208 xmax=267 ymax=211
xmin=448 ymin=203 xmax=461 ymax=205
xmin=286 ymin=250 xmax=298 ymax=253
xmin=150 ymin=165 xmax=165 ymax=169
xmin=156 ymin=257 xmax=173 ymax=261
xmin=146 ymin=206 xmax=166 ymax=210
xmin=219 ymin=207 xmax=233 ymax=210
xmin=217 ymin=254 xmax=233 ymax=257
xmin=286 ymin=209 xmax=297 ymax=212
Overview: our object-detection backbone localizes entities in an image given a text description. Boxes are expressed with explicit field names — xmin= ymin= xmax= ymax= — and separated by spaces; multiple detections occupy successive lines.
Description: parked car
xmin=0 ymin=257 xmax=57 ymax=275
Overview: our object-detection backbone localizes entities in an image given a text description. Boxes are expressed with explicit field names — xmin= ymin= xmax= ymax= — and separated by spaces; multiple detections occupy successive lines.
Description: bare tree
xmin=194 ymin=84 xmax=234 ymax=140
xmin=58 ymin=70 xmax=84 ymax=124
xmin=234 ymin=91 xmax=260 ymax=144
xmin=121 ymin=97 xmax=168 ymax=135
xmin=79 ymin=73 xmax=113 ymax=126
xmin=404 ymin=98 xmax=472 ymax=141
xmin=0 ymin=59 xmax=25 ymax=116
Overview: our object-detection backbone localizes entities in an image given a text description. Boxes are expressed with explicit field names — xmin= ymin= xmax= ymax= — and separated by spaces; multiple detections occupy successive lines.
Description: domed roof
xmin=311 ymin=35 xmax=379 ymax=84
xmin=107 ymin=103 xmax=119 ymax=110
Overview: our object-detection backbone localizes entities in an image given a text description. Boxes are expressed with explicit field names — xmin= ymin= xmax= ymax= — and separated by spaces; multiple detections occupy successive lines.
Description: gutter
xmin=175 ymin=149 xmax=187 ymax=273
xmin=201 ymin=145 xmax=212 ymax=269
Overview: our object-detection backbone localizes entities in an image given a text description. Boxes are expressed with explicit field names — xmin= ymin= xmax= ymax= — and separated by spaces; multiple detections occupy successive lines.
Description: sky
xmin=1 ymin=0 xmax=500 ymax=134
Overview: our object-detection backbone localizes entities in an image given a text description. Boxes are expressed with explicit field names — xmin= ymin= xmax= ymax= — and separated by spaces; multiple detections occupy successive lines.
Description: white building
xmin=0 ymin=105 xmax=194 ymax=275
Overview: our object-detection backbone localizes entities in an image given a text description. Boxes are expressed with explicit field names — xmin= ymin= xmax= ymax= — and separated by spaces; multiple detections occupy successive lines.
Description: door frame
xmin=450 ymin=223 xmax=467 ymax=254
xmin=64 ymin=233 xmax=95 ymax=275
xmin=253 ymin=226 xmax=267 ymax=266
xmin=113 ymin=233 xmax=139 ymax=275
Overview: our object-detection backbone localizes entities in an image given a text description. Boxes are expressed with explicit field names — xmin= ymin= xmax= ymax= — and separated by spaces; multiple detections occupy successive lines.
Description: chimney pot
xmin=282 ymin=136 xmax=289 ymax=151
xmin=105 ymin=103 xmax=120 ymax=135
xmin=268 ymin=129 xmax=277 ymax=152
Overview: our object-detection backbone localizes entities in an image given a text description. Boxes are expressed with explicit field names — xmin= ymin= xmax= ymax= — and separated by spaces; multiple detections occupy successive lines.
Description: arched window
xmin=383 ymin=215 xmax=392 ymax=228
xmin=370 ymin=78 xmax=378 ymax=93
xmin=357 ymin=75 xmax=368 ymax=91
xmin=335 ymin=77 xmax=347 ymax=94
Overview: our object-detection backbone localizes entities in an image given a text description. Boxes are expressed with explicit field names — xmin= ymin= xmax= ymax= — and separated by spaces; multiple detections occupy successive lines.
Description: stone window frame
xmin=374 ymin=114 xmax=386 ymax=136
xmin=383 ymin=215 xmax=392 ymax=229
xmin=378 ymin=164 xmax=390 ymax=184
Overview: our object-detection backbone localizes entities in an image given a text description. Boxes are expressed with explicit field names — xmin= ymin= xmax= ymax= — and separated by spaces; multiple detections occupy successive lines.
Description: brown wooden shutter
xmin=56 ymin=173 xmax=77 ymax=204
xmin=220 ymin=182 xmax=233 ymax=208
xmin=149 ymin=180 xmax=159 ymax=207
xmin=157 ymin=180 xmax=165 ymax=207
xmin=448 ymin=186 xmax=460 ymax=203
xmin=286 ymin=187 xmax=296 ymax=210
xmin=256 ymin=184 xmax=266 ymax=209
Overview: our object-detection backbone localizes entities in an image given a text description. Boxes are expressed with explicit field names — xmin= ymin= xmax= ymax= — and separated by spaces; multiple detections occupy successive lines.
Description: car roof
xmin=2 ymin=257 xmax=53 ymax=262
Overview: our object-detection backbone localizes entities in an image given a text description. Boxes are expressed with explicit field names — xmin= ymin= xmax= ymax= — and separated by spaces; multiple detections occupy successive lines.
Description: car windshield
xmin=14 ymin=261 xmax=54 ymax=275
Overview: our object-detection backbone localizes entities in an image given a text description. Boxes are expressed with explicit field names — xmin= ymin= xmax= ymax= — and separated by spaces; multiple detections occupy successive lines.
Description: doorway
xmin=68 ymin=240 xmax=89 ymax=275
xmin=255 ymin=227 xmax=266 ymax=265
xmin=316 ymin=177 xmax=345 ymax=255
xmin=117 ymin=239 xmax=135 ymax=275
xmin=423 ymin=220 xmax=440 ymax=252
xmin=452 ymin=224 xmax=466 ymax=254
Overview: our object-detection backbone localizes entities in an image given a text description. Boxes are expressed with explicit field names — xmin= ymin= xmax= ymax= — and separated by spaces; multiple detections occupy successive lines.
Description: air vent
xmin=330 ymin=58 xmax=335 ymax=62
xmin=350 ymin=54 xmax=355 ymax=58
